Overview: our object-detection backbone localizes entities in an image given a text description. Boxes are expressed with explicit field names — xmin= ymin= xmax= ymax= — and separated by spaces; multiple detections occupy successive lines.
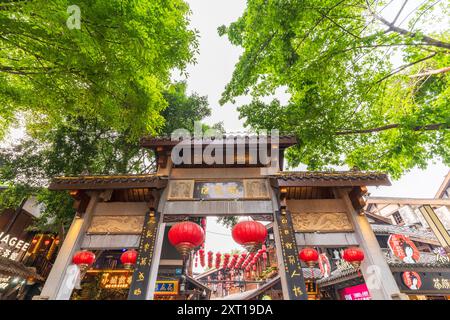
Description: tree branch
xmin=370 ymin=8 xmax=450 ymax=49
xmin=374 ymin=52 xmax=436 ymax=84
xmin=409 ymin=66 xmax=450 ymax=78
xmin=336 ymin=123 xmax=448 ymax=135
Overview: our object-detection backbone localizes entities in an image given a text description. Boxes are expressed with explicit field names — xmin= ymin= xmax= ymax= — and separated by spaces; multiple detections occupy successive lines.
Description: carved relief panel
xmin=87 ymin=216 xmax=145 ymax=234
xmin=291 ymin=212 xmax=354 ymax=232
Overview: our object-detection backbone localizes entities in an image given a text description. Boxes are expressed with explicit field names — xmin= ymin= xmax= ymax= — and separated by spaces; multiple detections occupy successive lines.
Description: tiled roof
xmin=0 ymin=257 xmax=44 ymax=281
xmin=275 ymin=171 xmax=391 ymax=187
xmin=316 ymin=268 xmax=360 ymax=287
xmin=49 ymin=174 xmax=167 ymax=190
xmin=140 ymin=134 xmax=297 ymax=148
xmin=372 ymin=224 xmax=439 ymax=244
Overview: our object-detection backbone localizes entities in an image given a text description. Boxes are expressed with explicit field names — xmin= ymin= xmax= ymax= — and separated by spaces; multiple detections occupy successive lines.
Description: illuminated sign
xmin=154 ymin=280 xmax=179 ymax=296
xmin=99 ymin=271 xmax=133 ymax=289
xmin=339 ymin=284 xmax=371 ymax=300
xmin=0 ymin=231 xmax=31 ymax=261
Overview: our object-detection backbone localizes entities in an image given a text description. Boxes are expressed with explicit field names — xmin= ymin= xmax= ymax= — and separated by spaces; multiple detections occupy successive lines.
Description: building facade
xmin=36 ymin=135 xmax=414 ymax=300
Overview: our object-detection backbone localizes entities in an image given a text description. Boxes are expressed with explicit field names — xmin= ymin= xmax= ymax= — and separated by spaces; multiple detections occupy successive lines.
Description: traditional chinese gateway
xmin=32 ymin=135 xmax=448 ymax=300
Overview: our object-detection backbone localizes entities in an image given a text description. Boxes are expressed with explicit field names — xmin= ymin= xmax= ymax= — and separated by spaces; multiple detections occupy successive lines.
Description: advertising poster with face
xmin=388 ymin=234 xmax=420 ymax=264
xmin=402 ymin=271 xmax=422 ymax=290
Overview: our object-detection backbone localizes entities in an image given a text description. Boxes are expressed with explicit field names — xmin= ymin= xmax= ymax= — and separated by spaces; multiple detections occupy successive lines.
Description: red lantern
xmin=232 ymin=221 xmax=267 ymax=247
xmin=343 ymin=247 xmax=365 ymax=268
xmin=73 ymin=250 xmax=95 ymax=271
xmin=44 ymin=240 xmax=51 ymax=246
xmin=299 ymin=248 xmax=319 ymax=268
xmin=120 ymin=249 xmax=138 ymax=269
xmin=168 ymin=221 xmax=205 ymax=256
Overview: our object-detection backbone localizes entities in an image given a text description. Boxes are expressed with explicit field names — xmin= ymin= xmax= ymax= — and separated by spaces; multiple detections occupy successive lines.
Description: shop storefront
xmin=0 ymin=198 xmax=57 ymax=299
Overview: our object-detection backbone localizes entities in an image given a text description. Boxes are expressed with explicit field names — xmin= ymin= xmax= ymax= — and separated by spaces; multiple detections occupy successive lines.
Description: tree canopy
xmin=0 ymin=0 xmax=198 ymax=139
xmin=219 ymin=0 xmax=450 ymax=178
xmin=0 ymin=81 xmax=212 ymax=234
xmin=0 ymin=1 xmax=207 ymax=234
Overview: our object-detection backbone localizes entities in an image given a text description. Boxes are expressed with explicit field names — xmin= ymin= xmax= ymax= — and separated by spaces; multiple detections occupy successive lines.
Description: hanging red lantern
xmin=215 ymin=252 xmax=222 ymax=269
xmin=120 ymin=249 xmax=138 ymax=269
xmin=72 ymin=250 xmax=95 ymax=271
xmin=168 ymin=221 xmax=205 ymax=256
xmin=232 ymin=221 xmax=267 ymax=247
xmin=31 ymin=238 xmax=38 ymax=244
xmin=199 ymin=249 xmax=205 ymax=267
xmin=343 ymin=247 xmax=365 ymax=268
xmin=44 ymin=239 xmax=51 ymax=246
xmin=299 ymin=248 xmax=319 ymax=268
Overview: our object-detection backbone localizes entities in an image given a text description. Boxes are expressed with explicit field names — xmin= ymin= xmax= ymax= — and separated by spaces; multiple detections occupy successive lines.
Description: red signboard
xmin=401 ymin=271 xmax=422 ymax=290
xmin=388 ymin=234 xmax=420 ymax=263
xmin=339 ymin=284 xmax=371 ymax=300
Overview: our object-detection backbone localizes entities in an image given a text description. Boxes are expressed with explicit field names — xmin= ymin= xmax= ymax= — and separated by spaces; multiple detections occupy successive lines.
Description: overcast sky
xmin=182 ymin=0 xmax=449 ymax=264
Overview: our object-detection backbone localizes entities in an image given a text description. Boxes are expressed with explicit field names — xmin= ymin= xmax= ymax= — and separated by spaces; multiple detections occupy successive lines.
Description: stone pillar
xmin=335 ymin=188 xmax=408 ymax=300
xmin=37 ymin=193 xmax=98 ymax=300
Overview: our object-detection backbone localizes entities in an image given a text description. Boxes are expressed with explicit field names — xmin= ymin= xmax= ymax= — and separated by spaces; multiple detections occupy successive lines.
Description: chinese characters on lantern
xmin=275 ymin=210 xmax=308 ymax=300
xmin=127 ymin=210 xmax=160 ymax=300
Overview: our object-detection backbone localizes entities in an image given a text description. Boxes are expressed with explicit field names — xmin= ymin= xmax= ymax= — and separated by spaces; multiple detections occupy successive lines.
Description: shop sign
xmin=154 ymin=280 xmax=179 ymax=296
xmin=388 ymin=234 xmax=420 ymax=263
xmin=100 ymin=272 xmax=133 ymax=289
xmin=275 ymin=210 xmax=308 ymax=300
xmin=394 ymin=272 xmax=450 ymax=293
xmin=0 ymin=231 xmax=31 ymax=261
xmin=193 ymin=181 xmax=244 ymax=199
xmin=339 ymin=284 xmax=371 ymax=300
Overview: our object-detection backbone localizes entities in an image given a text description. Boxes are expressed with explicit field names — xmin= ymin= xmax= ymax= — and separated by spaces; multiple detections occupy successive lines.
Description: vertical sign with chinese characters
xmin=275 ymin=210 xmax=308 ymax=300
xmin=127 ymin=210 xmax=160 ymax=300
